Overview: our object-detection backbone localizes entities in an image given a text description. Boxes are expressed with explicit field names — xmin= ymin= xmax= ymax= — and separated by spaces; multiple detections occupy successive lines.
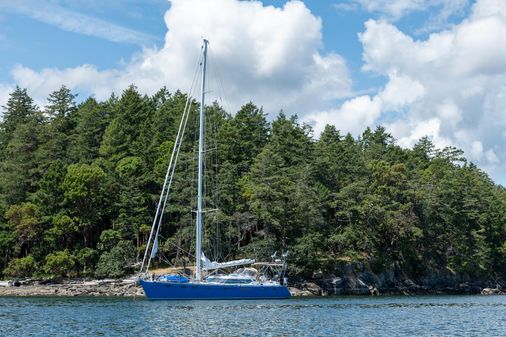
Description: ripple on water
xmin=0 ymin=295 xmax=505 ymax=337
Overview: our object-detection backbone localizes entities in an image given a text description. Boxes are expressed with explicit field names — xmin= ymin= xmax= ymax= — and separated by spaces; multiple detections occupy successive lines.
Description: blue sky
xmin=0 ymin=0 xmax=167 ymax=79
xmin=0 ymin=1 xmax=440 ymax=94
xmin=0 ymin=0 xmax=471 ymax=96
xmin=1 ymin=0 xmax=505 ymax=186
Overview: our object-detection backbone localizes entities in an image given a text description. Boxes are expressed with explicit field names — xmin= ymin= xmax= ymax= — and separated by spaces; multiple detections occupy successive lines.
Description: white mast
xmin=195 ymin=39 xmax=208 ymax=281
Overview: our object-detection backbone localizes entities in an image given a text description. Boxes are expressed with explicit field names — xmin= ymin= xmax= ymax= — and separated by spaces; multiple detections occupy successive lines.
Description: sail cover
xmin=201 ymin=254 xmax=255 ymax=270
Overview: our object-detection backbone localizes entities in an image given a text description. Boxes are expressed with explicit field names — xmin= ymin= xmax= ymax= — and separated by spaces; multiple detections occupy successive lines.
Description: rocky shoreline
xmin=289 ymin=262 xmax=506 ymax=297
xmin=1 ymin=263 xmax=505 ymax=297
xmin=1 ymin=280 xmax=503 ymax=298
xmin=289 ymin=282 xmax=506 ymax=297
xmin=0 ymin=278 xmax=144 ymax=297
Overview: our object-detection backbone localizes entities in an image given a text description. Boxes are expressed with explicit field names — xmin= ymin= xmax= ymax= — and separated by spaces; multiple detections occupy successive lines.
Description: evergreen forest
xmin=0 ymin=85 xmax=505 ymax=281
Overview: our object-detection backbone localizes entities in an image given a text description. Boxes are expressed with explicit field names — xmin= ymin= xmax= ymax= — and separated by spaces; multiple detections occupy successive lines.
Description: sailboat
xmin=138 ymin=39 xmax=291 ymax=300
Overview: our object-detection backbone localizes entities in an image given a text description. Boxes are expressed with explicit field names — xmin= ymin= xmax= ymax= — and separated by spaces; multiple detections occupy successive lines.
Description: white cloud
xmin=336 ymin=0 xmax=468 ymax=20
xmin=305 ymin=95 xmax=382 ymax=136
xmin=2 ymin=0 xmax=352 ymax=118
xmin=11 ymin=65 xmax=120 ymax=104
xmin=332 ymin=2 xmax=360 ymax=12
xmin=348 ymin=0 xmax=429 ymax=19
xmin=355 ymin=0 xmax=506 ymax=184
xmin=0 ymin=84 xmax=13 ymax=109
xmin=387 ymin=117 xmax=452 ymax=149
xmin=485 ymin=149 xmax=499 ymax=164
xmin=417 ymin=0 xmax=470 ymax=34
xmin=309 ymin=0 xmax=505 ymax=184
xmin=471 ymin=0 xmax=506 ymax=18
xmin=303 ymin=71 xmax=424 ymax=137
xmin=0 ymin=0 xmax=157 ymax=45
xmin=470 ymin=140 xmax=484 ymax=160
xmin=379 ymin=71 xmax=425 ymax=110
xmin=2 ymin=0 xmax=505 ymax=185
xmin=435 ymin=100 xmax=462 ymax=126
xmin=335 ymin=0 xmax=470 ymax=33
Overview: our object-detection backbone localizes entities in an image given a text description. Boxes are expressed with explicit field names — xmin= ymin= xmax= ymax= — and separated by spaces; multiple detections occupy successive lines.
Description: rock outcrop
xmin=481 ymin=287 xmax=505 ymax=295
xmin=0 ymin=278 xmax=144 ymax=297
xmin=290 ymin=263 xmax=504 ymax=296
xmin=1 ymin=268 xmax=503 ymax=297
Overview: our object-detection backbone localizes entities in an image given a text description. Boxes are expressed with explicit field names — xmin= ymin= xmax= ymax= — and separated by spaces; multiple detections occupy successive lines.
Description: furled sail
xmin=201 ymin=254 xmax=255 ymax=270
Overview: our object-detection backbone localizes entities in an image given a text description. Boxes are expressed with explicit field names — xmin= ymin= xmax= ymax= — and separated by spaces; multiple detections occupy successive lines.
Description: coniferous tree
xmin=68 ymin=97 xmax=112 ymax=163
xmin=0 ymin=88 xmax=42 ymax=208
xmin=0 ymin=85 xmax=503 ymax=283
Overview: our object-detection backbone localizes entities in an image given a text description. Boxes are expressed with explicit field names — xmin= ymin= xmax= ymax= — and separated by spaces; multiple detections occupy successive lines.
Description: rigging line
xmin=157 ymin=251 xmax=173 ymax=266
xmin=147 ymin=76 xmax=199 ymax=271
xmin=171 ymin=243 xmax=195 ymax=260
xmin=209 ymin=50 xmax=226 ymax=260
xmin=140 ymin=97 xmax=188 ymax=273
xmin=202 ymin=70 xmax=208 ymax=259
xmin=181 ymin=42 xmax=207 ymax=271
xmin=208 ymin=48 xmax=233 ymax=115
xmin=151 ymin=234 xmax=173 ymax=266
xmin=189 ymin=71 xmax=201 ymax=259
xmin=188 ymin=86 xmax=199 ymax=262
xmin=148 ymin=93 xmax=196 ymax=270
xmin=144 ymin=50 xmax=203 ymax=272
xmin=143 ymin=50 xmax=202 ymax=273
xmin=211 ymin=84 xmax=222 ymax=259
xmin=207 ymin=79 xmax=217 ymax=259
xmin=208 ymin=107 xmax=219 ymax=260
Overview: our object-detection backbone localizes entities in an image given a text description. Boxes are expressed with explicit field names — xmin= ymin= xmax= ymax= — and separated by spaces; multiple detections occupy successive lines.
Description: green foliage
xmin=237 ymin=235 xmax=278 ymax=261
xmin=44 ymin=214 xmax=79 ymax=252
xmin=4 ymin=255 xmax=38 ymax=278
xmin=99 ymin=85 xmax=151 ymax=164
xmin=34 ymin=86 xmax=77 ymax=175
xmin=63 ymin=163 xmax=105 ymax=204
xmin=68 ymin=97 xmax=112 ymax=162
xmin=0 ymin=86 xmax=39 ymax=148
xmin=0 ymin=85 xmax=504 ymax=283
xmin=0 ymin=114 xmax=41 ymax=206
xmin=291 ymin=233 xmax=329 ymax=276
xmin=0 ymin=226 xmax=15 ymax=273
xmin=32 ymin=160 xmax=66 ymax=219
xmin=62 ymin=163 xmax=105 ymax=247
xmin=114 ymin=156 xmax=150 ymax=240
xmin=44 ymin=250 xmax=76 ymax=278
xmin=98 ymin=229 xmax=122 ymax=251
xmin=76 ymin=247 xmax=98 ymax=275
xmin=5 ymin=202 xmax=42 ymax=255
xmin=95 ymin=241 xmax=136 ymax=278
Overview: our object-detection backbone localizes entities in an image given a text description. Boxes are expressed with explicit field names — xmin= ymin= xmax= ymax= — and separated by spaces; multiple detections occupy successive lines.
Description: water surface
xmin=1 ymin=295 xmax=504 ymax=336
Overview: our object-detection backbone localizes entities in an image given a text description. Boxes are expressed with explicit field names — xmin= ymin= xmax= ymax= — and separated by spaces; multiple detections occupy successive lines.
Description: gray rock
xmin=481 ymin=288 xmax=505 ymax=295
xmin=304 ymin=282 xmax=322 ymax=295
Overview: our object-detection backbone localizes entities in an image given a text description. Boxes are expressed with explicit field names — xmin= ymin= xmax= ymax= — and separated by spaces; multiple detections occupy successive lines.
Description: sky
xmin=0 ymin=0 xmax=505 ymax=186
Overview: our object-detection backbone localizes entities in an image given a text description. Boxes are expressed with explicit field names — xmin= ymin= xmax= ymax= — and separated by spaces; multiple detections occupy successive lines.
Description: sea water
xmin=0 ymin=295 xmax=504 ymax=336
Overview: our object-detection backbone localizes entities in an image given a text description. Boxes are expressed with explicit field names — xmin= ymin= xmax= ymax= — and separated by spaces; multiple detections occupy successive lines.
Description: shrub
xmin=3 ymin=256 xmax=38 ymax=278
xmin=95 ymin=240 xmax=135 ymax=278
xmin=44 ymin=251 xmax=76 ymax=278
xmin=76 ymin=248 xmax=98 ymax=275
xmin=97 ymin=229 xmax=122 ymax=251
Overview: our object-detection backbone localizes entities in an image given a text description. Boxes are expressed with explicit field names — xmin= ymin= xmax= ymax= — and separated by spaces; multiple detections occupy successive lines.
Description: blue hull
xmin=140 ymin=280 xmax=291 ymax=300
